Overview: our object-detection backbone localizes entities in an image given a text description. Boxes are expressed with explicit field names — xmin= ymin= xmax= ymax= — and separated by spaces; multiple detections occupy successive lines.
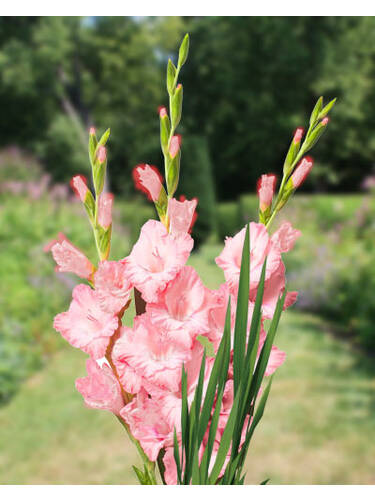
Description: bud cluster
xmin=160 ymin=34 xmax=189 ymax=203
xmin=258 ymin=96 xmax=336 ymax=227
xmin=71 ymin=127 xmax=114 ymax=261
xmin=135 ymin=34 xmax=190 ymax=230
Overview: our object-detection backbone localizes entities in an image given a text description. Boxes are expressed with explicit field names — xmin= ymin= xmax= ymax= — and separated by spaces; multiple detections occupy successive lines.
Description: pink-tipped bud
xmin=70 ymin=175 xmax=88 ymax=202
xmin=257 ymin=174 xmax=277 ymax=212
xmin=89 ymin=126 xmax=96 ymax=135
xmin=158 ymin=106 xmax=167 ymax=118
xmin=98 ymin=192 xmax=114 ymax=229
xmin=291 ymin=157 xmax=314 ymax=188
xmin=176 ymin=83 xmax=182 ymax=90
xmin=293 ymin=127 xmax=304 ymax=144
xmin=97 ymin=146 xmax=107 ymax=164
xmin=133 ymin=164 xmax=163 ymax=202
xmin=169 ymin=135 xmax=181 ymax=159
xmin=321 ymin=117 xmax=329 ymax=126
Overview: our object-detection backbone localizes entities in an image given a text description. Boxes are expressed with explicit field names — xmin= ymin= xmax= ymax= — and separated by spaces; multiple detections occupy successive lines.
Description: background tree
xmin=1 ymin=16 xmax=375 ymax=199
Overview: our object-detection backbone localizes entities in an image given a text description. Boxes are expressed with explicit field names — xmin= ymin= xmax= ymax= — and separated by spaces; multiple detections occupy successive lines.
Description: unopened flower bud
xmin=70 ymin=175 xmax=88 ymax=202
xmin=291 ymin=157 xmax=314 ymax=188
xmin=321 ymin=117 xmax=329 ymax=126
xmin=257 ymin=174 xmax=276 ymax=212
xmin=98 ymin=192 xmax=114 ymax=229
xmin=97 ymin=146 xmax=107 ymax=164
xmin=171 ymin=84 xmax=183 ymax=128
xmin=293 ymin=127 xmax=304 ymax=144
xmin=169 ymin=135 xmax=181 ymax=159
xmin=158 ymin=106 xmax=167 ymax=118
xmin=89 ymin=127 xmax=96 ymax=136
xmin=133 ymin=164 xmax=163 ymax=202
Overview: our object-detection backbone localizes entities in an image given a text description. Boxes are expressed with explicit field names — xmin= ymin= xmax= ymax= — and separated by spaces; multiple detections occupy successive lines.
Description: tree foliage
xmin=0 ymin=17 xmax=374 ymax=199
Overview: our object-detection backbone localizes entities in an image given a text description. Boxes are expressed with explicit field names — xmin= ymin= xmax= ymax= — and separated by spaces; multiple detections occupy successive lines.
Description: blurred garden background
xmin=0 ymin=16 xmax=375 ymax=484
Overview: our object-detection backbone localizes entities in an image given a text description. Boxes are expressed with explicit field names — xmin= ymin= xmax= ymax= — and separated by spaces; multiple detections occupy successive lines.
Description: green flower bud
xmin=171 ymin=84 xmax=183 ymax=130
xmin=88 ymin=127 xmax=98 ymax=167
xmin=96 ymin=225 xmax=112 ymax=261
xmin=317 ymin=98 xmax=337 ymax=121
xmin=93 ymin=146 xmax=107 ymax=196
xmin=166 ymin=151 xmax=180 ymax=197
xmin=178 ymin=33 xmax=190 ymax=68
xmin=159 ymin=107 xmax=171 ymax=155
xmin=309 ymin=96 xmax=323 ymax=127
xmin=283 ymin=127 xmax=304 ymax=174
xmin=167 ymin=59 xmax=177 ymax=95
xmin=305 ymin=120 xmax=328 ymax=150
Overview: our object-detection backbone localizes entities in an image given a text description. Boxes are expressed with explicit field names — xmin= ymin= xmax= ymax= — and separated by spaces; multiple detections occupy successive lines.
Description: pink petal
xmin=124 ymin=220 xmax=193 ymax=303
xmin=271 ymin=221 xmax=301 ymax=253
xmin=75 ymin=358 xmax=124 ymax=414
xmin=168 ymin=197 xmax=197 ymax=236
xmin=54 ymin=284 xmax=118 ymax=358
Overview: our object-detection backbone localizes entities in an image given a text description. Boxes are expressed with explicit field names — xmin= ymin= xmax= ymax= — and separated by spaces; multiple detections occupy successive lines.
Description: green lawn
xmin=1 ymin=245 xmax=375 ymax=484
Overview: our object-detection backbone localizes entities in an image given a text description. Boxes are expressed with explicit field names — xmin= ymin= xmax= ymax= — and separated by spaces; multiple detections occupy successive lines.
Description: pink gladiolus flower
xmin=293 ymin=127 xmax=304 ymax=144
xmin=54 ymin=284 xmax=119 ymax=359
xmin=147 ymin=266 xmax=212 ymax=348
xmin=97 ymin=146 xmax=107 ymax=163
xmin=75 ymin=358 xmax=124 ymax=415
xmin=94 ymin=260 xmax=132 ymax=314
xmin=124 ymin=219 xmax=193 ymax=303
xmin=120 ymin=389 xmax=174 ymax=461
xmin=133 ymin=164 xmax=163 ymax=202
xmin=291 ymin=157 xmax=313 ymax=188
xmin=215 ymin=222 xmax=280 ymax=294
xmin=169 ymin=134 xmax=181 ymax=159
xmin=44 ymin=232 xmax=94 ymax=280
xmin=257 ymin=174 xmax=276 ymax=212
xmin=113 ymin=315 xmax=192 ymax=395
xmin=168 ymin=197 xmax=197 ymax=236
xmin=98 ymin=192 xmax=114 ymax=229
xmin=216 ymin=223 xmax=299 ymax=318
xmin=70 ymin=175 xmax=88 ymax=202
xmin=271 ymin=221 xmax=301 ymax=253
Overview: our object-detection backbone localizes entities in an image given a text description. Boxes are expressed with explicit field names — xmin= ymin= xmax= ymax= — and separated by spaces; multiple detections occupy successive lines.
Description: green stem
xmin=116 ymin=416 xmax=158 ymax=485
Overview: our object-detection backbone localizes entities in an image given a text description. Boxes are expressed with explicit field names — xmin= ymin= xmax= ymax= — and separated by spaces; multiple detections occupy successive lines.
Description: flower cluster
xmin=46 ymin=34 xmax=335 ymax=485
xmin=48 ymin=168 xmax=299 ymax=482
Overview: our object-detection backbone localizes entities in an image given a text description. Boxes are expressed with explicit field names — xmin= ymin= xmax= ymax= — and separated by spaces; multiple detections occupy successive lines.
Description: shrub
xmin=178 ymin=135 xmax=217 ymax=246
xmin=280 ymin=195 xmax=375 ymax=352
xmin=0 ymin=147 xmax=44 ymax=183
xmin=238 ymin=194 xmax=259 ymax=227
xmin=37 ymin=114 xmax=90 ymax=183
xmin=217 ymin=202 xmax=241 ymax=240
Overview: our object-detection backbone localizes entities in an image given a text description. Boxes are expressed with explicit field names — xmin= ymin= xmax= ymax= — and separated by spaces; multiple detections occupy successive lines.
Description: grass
xmin=1 ymin=245 xmax=375 ymax=484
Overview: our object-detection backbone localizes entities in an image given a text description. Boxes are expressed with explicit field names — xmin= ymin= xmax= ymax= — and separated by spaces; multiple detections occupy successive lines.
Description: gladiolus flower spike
xmin=47 ymin=33 xmax=335 ymax=485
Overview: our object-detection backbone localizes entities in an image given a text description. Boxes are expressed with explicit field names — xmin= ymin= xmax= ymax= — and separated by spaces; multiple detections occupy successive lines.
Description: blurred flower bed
xmin=0 ymin=150 xmax=136 ymax=403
